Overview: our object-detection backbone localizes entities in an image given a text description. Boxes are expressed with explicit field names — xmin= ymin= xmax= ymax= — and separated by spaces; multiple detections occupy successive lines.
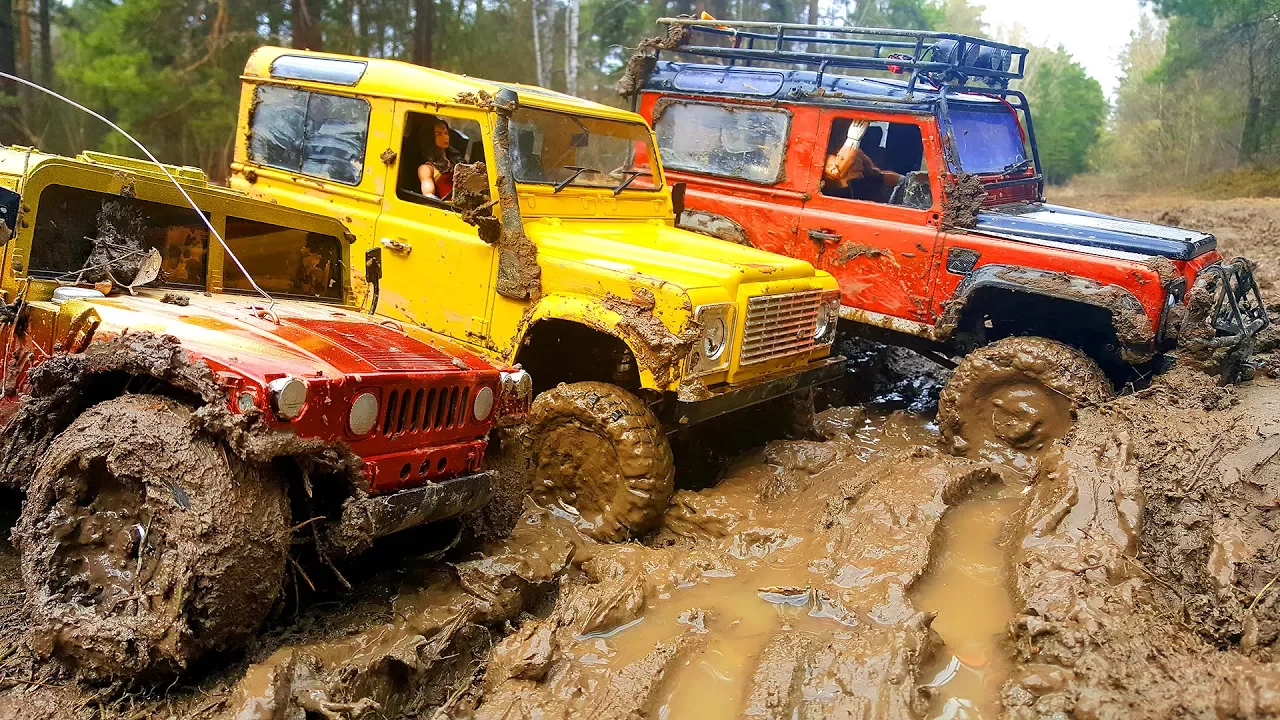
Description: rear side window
xmin=29 ymin=185 xmax=209 ymax=288
xmin=653 ymin=102 xmax=789 ymax=184
xmin=222 ymin=217 xmax=344 ymax=302
xmin=248 ymin=86 xmax=370 ymax=185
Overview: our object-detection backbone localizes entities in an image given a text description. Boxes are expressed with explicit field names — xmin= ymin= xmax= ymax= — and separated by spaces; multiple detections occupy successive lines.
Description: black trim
xmin=663 ymin=356 xmax=845 ymax=427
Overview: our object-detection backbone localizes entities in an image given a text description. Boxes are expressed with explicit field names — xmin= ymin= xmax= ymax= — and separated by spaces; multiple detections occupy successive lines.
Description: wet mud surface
xmin=5 ymin=194 xmax=1280 ymax=718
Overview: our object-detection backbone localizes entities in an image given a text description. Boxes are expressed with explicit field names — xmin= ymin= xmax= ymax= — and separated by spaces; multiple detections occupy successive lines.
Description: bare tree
xmin=413 ymin=0 xmax=433 ymax=65
xmin=37 ymin=0 xmax=48 ymax=85
xmin=564 ymin=0 xmax=579 ymax=95
xmin=531 ymin=0 xmax=550 ymax=88
xmin=292 ymin=0 xmax=324 ymax=51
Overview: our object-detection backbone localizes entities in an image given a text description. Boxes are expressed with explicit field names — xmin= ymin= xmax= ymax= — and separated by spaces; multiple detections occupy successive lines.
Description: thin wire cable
xmin=0 ymin=71 xmax=277 ymax=313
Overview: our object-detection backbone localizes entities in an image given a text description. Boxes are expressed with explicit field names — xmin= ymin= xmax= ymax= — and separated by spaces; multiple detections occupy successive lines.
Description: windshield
xmin=948 ymin=107 xmax=1030 ymax=175
xmin=509 ymin=107 xmax=660 ymax=192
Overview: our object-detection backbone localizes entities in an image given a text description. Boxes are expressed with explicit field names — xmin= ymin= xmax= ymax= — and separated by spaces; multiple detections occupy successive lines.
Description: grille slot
xmin=379 ymin=385 xmax=472 ymax=437
xmin=740 ymin=290 xmax=821 ymax=366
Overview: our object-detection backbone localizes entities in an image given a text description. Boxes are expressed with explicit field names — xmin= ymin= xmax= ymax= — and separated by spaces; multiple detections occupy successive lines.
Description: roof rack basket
xmin=655 ymin=17 xmax=1029 ymax=96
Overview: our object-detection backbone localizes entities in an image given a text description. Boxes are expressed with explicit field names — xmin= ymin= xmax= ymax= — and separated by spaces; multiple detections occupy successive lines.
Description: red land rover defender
xmin=630 ymin=18 xmax=1268 ymax=455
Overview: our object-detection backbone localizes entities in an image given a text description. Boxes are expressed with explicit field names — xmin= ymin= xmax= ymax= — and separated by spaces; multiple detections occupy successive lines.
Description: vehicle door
xmin=377 ymin=104 xmax=497 ymax=344
xmin=798 ymin=109 xmax=943 ymax=324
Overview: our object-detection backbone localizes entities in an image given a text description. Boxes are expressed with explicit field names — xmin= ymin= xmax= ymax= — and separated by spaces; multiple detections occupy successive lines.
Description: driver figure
xmin=823 ymin=120 xmax=901 ymax=203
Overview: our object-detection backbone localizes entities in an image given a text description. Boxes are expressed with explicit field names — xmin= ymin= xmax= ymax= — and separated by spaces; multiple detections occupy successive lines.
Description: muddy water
xmin=912 ymin=483 xmax=1022 ymax=719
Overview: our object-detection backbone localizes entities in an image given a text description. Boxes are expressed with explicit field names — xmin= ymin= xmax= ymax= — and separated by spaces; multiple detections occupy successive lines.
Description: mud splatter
xmin=602 ymin=288 xmax=699 ymax=386
xmin=616 ymin=24 xmax=690 ymax=98
xmin=941 ymin=172 xmax=986 ymax=231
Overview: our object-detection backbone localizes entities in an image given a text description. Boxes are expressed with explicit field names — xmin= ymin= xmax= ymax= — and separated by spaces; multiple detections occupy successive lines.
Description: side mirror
xmin=671 ymin=182 xmax=686 ymax=219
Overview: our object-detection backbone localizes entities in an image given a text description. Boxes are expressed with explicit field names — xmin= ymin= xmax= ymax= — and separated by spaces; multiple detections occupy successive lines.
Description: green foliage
xmin=1021 ymin=46 xmax=1107 ymax=184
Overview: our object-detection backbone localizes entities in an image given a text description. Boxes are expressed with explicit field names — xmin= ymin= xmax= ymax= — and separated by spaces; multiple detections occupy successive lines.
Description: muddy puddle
xmin=913 ymin=483 xmax=1022 ymax=719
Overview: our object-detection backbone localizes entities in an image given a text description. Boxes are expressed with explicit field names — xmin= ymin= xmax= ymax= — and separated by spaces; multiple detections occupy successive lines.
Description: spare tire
xmin=527 ymin=382 xmax=674 ymax=542
xmin=14 ymin=394 xmax=290 ymax=680
xmin=938 ymin=337 xmax=1113 ymax=457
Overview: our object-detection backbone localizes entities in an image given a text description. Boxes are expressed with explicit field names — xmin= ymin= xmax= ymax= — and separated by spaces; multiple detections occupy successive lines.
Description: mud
xmin=941 ymin=172 xmax=986 ymax=231
xmin=491 ymin=111 xmax=543 ymax=302
xmin=601 ymin=288 xmax=699 ymax=386
xmin=616 ymin=24 xmax=689 ymax=98
xmin=83 ymin=202 xmax=155 ymax=289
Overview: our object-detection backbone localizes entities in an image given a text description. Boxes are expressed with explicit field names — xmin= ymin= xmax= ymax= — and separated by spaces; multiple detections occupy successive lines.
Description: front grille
xmin=381 ymin=385 xmax=472 ymax=437
xmin=740 ymin=290 xmax=821 ymax=366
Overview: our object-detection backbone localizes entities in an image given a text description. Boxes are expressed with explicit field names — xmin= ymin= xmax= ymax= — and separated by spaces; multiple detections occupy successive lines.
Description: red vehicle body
xmin=634 ymin=19 xmax=1264 ymax=374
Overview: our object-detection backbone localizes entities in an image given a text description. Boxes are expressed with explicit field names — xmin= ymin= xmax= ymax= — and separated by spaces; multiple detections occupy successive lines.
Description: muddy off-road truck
xmin=626 ymin=17 xmax=1269 ymax=456
xmin=227 ymin=48 xmax=844 ymax=542
xmin=0 ymin=147 xmax=533 ymax=680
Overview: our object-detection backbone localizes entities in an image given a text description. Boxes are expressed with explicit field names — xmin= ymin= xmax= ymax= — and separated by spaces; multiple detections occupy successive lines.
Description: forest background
xmin=0 ymin=0 xmax=1271 ymax=194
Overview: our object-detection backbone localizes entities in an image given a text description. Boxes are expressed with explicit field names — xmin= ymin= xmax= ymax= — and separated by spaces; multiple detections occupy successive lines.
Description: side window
xmin=29 ymin=185 xmax=209 ymax=288
xmin=653 ymin=102 xmax=788 ymax=184
xmin=396 ymin=112 xmax=487 ymax=209
xmin=222 ymin=218 xmax=343 ymax=302
xmin=248 ymin=86 xmax=370 ymax=186
xmin=820 ymin=119 xmax=933 ymax=209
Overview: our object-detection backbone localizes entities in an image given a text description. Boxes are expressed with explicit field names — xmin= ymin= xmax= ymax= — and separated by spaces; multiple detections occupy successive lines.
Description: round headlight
xmin=348 ymin=392 xmax=379 ymax=436
xmin=268 ymin=377 xmax=308 ymax=420
xmin=815 ymin=303 xmax=834 ymax=340
xmin=473 ymin=386 xmax=496 ymax=422
xmin=702 ymin=316 xmax=728 ymax=361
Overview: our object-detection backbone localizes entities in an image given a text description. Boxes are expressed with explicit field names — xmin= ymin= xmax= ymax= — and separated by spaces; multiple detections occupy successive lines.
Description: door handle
xmin=380 ymin=237 xmax=412 ymax=255
xmin=808 ymin=229 xmax=842 ymax=244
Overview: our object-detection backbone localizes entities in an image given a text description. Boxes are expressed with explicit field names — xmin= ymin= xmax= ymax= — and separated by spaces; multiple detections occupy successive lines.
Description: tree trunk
xmin=531 ymin=0 xmax=549 ymax=88
xmin=14 ymin=0 xmax=25 ymax=78
xmin=413 ymin=0 xmax=433 ymax=66
xmin=292 ymin=0 xmax=324 ymax=51
xmin=0 ymin=0 xmax=14 ymax=96
xmin=37 ymin=0 xmax=47 ymax=86
xmin=356 ymin=0 xmax=368 ymax=55
xmin=564 ymin=0 xmax=578 ymax=95
xmin=1239 ymin=26 xmax=1262 ymax=166
xmin=806 ymin=0 xmax=819 ymax=51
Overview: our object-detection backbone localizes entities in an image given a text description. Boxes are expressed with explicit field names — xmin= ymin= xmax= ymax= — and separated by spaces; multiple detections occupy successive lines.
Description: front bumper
xmin=324 ymin=469 xmax=494 ymax=557
xmin=662 ymin=355 xmax=846 ymax=427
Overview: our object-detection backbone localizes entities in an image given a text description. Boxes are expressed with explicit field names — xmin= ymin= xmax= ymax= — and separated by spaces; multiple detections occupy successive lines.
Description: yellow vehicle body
xmin=230 ymin=47 xmax=842 ymax=425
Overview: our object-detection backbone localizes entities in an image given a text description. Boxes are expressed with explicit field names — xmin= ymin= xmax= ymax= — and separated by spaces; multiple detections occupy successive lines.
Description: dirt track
xmin=3 ymin=191 xmax=1280 ymax=719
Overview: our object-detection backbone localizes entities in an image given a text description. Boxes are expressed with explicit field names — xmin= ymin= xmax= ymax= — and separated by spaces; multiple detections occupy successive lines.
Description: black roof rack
xmin=656 ymin=17 xmax=1029 ymax=96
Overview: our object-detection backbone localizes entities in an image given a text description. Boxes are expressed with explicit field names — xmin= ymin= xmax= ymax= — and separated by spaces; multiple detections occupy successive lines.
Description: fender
xmin=677 ymin=209 xmax=752 ymax=246
xmin=516 ymin=292 xmax=699 ymax=391
xmin=937 ymin=264 xmax=1157 ymax=363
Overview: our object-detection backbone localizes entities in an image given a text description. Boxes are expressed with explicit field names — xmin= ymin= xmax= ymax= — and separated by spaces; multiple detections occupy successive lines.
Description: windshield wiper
xmin=612 ymin=170 xmax=650 ymax=196
xmin=997 ymin=158 xmax=1032 ymax=177
xmin=554 ymin=165 xmax=599 ymax=193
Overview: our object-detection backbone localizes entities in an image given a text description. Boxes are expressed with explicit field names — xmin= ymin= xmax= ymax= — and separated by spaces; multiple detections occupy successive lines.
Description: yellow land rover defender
xmin=230 ymin=47 xmax=843 ymax=541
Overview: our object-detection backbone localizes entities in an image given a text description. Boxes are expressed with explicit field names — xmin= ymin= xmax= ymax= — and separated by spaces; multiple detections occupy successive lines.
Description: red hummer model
xmin=0 ymin=147 xmax=531 ymax=680
xmin=631 ymin=18 xmax=1268 ymax=454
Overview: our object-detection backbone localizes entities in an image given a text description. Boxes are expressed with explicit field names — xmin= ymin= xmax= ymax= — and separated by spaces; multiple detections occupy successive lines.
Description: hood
xmin=84 ymin=292 xmax=493 ymax=381
xmin=526 ymin=220 xmax=819 ymax=289
xmin=976 ymin=203 xmax=1216 ymax=261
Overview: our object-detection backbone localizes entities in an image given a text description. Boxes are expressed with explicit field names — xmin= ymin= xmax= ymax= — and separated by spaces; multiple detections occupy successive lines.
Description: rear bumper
xmin=325 ymin=469 xmax=494 ymax=557
xmin=663 ymin=355 xmax=845 ymax=427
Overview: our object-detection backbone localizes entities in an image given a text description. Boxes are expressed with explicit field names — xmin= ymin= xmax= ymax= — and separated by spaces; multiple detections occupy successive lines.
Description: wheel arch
xmin=677 ymin=209 xmax=753 ymax=246
xmin=515 ymin=293 xmax=692 ymax=393
xmin=938 ymin=264 xmax=1158 ymax=367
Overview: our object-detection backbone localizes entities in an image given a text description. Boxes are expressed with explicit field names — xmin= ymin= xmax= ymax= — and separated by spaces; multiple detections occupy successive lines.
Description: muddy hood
xmin=976 ymin=203 xmax=1216 ymax=261
xmin=88 ymin=294 xmax=489 ymax=379
xmin=527 ymin=221 xmax=821 ymax=290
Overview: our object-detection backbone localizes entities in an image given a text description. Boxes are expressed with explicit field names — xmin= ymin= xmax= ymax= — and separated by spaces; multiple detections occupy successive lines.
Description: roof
xmin=243 ymin=46 xmax=642 ymax=122
xmin=644 ymin=60 xmax=1007 ymax=113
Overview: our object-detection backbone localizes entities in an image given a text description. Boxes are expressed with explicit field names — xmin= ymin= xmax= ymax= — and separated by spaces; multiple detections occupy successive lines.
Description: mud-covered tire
xmin=938 ymin=337 xmax=1113 ymax=455
xmin=14 ymin=394 xmax=290 ymax=680
xmin=527 ymin=382 xmax=674 ymax=542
